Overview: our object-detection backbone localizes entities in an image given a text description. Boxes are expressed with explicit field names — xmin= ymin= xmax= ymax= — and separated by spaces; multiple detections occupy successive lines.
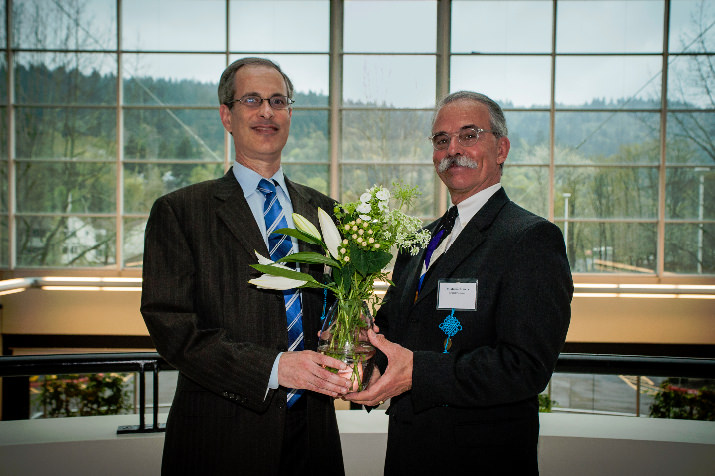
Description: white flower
xmin=360 ymin=192 xmax=372 ymax=203
xmin=318 ymin=207 xmax=341 ymax=260
xmin=249 ymin=274 xmax=307 ymax=290
xmin=359 ymin=215 xmax=371 ymax=221
xmin=254 ymin=251 xmax=275 ymax=265
xmin=292 ymin=213 xmax=321 ymax=240
xmin=376 ymin=189 xmax=390 ymax=201
xmin=356 ymin=202 xmax=371 ymax=214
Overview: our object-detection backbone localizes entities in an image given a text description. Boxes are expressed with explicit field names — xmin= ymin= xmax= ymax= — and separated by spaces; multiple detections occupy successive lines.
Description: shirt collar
xmin=232 ymin=162 xmax=288 ymax=198
xmin=454 ymin=183 xmax=502 ymax=227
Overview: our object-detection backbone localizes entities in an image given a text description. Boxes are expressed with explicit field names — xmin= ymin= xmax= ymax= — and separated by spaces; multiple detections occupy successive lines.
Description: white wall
xmin=1 ymin=412 xmax=714 ymax=476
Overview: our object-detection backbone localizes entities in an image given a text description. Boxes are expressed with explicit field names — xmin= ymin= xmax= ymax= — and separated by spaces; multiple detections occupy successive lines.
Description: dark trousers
xmin=384 ymin=412 xmax=539 ymax=476
xmin=279 ymin=396 xmax=309 ymax=474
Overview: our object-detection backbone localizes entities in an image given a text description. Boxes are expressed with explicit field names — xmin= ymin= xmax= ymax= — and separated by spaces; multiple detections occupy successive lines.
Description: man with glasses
xmin=141 ymin=57 xmax=349 ymax=475
xmin=346 ymin=91 xmax=573 ymax=475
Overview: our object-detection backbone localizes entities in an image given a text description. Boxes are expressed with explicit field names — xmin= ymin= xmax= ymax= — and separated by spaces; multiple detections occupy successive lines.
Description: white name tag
xmin=437 ymin=280 xmax=477 ymax=310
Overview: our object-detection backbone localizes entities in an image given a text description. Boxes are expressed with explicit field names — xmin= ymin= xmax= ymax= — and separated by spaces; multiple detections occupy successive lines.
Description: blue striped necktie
xmin=257 ymin=178 xmax=304 ymax=407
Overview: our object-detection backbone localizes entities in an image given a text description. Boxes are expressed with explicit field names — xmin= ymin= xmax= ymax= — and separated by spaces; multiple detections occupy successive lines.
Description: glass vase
xmin=317 ymin=298 xmax=376 ymax=392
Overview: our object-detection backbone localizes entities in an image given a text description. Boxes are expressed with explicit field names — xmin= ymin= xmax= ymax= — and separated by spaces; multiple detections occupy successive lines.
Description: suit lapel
xmin=413 ymin=188 xmax=511 ymax=307
xmin=214 ymin=172 xmax=269 ymax=257
xmin=285 ymin=178 xmax=322 ymax=253
xmin=400 ymin=219 xmax=438 ymax=308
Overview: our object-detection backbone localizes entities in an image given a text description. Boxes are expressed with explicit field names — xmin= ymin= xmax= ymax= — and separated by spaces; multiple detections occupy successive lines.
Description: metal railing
xmin=0 ymin=352 xmax=174 ymax=434
xmin=1 ymin=352 xmax=714 ymax=433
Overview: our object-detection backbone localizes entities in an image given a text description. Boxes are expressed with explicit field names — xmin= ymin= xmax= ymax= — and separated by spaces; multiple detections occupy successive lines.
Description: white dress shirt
xmin=232 ymin=162 xmax=298 ymax=395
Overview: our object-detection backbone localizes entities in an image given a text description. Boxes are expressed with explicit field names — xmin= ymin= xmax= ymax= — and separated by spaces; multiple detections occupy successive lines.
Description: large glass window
xmin=342 ymin=0 xmax=438 ymax=217
xmin=556 ymin=0 xmax=664 ymax=53
xmin=1 ymin=0 xmax=713 ymax=277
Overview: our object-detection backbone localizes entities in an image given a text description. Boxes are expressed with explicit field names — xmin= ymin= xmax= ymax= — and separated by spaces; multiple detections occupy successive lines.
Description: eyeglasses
xmin=225 ymin=95 xmax=294 ymax=110
xmin=429 ymin=127 xmax=496 ymax=151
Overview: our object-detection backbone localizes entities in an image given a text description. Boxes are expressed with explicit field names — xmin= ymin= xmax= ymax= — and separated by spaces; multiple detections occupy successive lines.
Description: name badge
xmin=437 ymin=279 xmax=477 ymax=310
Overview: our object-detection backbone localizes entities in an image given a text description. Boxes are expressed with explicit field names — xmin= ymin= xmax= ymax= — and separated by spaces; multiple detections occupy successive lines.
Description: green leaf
xmin=273 ymin=227 xmax=326 ymax=248
xmin=276 ymin=251 xmax=342 ymax=268
xmin=350 ymin=244 xmax=393 ymax=277
xmin=332 ymin=262 xmax=355 ymax=295
xmin=250 ymin=264 xmax=324 ymax=288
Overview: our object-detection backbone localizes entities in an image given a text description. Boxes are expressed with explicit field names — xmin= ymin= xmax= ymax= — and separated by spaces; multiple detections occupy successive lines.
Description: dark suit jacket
xmin=141 ymin=171 xmax=344 ymax=475
xmin=375 ymin=188 xmax=573 ymax=475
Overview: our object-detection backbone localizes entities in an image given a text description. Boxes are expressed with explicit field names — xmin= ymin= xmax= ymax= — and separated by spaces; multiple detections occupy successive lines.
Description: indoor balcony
xmin=1 ymin=352 xmax=713 ymax=476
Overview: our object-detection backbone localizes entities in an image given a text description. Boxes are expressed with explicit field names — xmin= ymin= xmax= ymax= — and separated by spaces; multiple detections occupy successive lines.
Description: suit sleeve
xmin=410 ymin=220 xmax=573 ymax=411
xmin=140 ymin=196 xmax=277 ymax=412
xmin=374 ymin=249 xmax=411 ymax=374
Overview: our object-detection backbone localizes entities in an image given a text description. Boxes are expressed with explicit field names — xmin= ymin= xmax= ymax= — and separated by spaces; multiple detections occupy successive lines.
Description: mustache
xmin=436 ymin=155 xmax=478 ymax=173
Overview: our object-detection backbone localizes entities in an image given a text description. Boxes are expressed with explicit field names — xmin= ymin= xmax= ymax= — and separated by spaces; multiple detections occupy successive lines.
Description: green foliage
xmin=349 ymin=242 xmax=393 ymax=277
xmin=649 ymin=378 xmax=715 ymax=420
xmin=538 ymin=393 xmax=556 ymax=413
xmin=33 ymin=373 xmax=134 ymax=418
xmin=390 ymin=181 xmax=422 ymax=210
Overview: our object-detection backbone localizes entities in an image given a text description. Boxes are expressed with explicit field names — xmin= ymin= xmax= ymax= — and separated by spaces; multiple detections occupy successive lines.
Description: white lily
xmin=292 ymin=213 xmax=321 ymax=240
xmin=249 ymin=274 xmax=307 ymax=290
xmin=254 ymin=251 xmax=298 ymax=272
xmin=318 ymin=207 xmax=341 ymax=260
xmin=254 ymin=251 xmax=275 ymax=265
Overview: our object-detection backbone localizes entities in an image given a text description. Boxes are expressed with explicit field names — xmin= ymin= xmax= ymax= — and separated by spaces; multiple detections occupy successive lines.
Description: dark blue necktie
xmin=257 ymin=178 xmax=304 ymax=407
xmin=418 ymin=206 xmax=458 ymax=293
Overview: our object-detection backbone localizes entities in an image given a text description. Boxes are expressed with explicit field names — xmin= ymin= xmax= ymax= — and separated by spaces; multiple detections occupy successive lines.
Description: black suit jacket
xmin=141 ymin=171 xmax=344 ymax=475
xmin=375 ymin=188 xmax=573 ymax=475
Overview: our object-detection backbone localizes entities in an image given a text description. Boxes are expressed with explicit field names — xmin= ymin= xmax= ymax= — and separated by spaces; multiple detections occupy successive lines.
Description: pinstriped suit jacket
xmin=141 ymin=170 xmax=344 ymax=475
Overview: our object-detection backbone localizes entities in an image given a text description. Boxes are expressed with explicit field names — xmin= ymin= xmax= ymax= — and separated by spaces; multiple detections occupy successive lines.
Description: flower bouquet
xmin=249 ymin=183 xmax=430 ymax=391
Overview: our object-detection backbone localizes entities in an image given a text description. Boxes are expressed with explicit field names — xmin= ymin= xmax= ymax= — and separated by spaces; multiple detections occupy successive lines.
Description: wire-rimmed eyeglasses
xmin=225 ymin=94 xmax=294 ymax=110
xmin=429 ymin=127 xmax=496 ymax=151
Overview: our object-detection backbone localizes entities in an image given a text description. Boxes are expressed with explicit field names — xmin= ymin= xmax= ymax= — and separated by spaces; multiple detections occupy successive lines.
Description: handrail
xmin=0 ymin=352 xmax=175 ymax=377
xmin=1 ymin=352 xmax=714 ymax=433
xmin=3 ymin=352 xmax=712 ymax=379
xmin=555 ymin=353 xmax=715 ymax=378
xmin=3 ymin=352 xmax=713 ymax=379
xmin=0 ymin=352 xmax=175 ymax=434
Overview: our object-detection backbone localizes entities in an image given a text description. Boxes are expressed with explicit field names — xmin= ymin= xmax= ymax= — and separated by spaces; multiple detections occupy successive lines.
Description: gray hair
xmin=217 ymin=57 xmax=294 ymax=107
xmin=433 ymin=91 xmax=508 ymax=138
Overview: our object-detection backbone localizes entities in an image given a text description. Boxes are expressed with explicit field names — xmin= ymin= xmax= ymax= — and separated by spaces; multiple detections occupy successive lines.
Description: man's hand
xmin=344 ymin=330 xmax=412 ymax=406
xmin=278 ymin=350 xmax=353 ymax=397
